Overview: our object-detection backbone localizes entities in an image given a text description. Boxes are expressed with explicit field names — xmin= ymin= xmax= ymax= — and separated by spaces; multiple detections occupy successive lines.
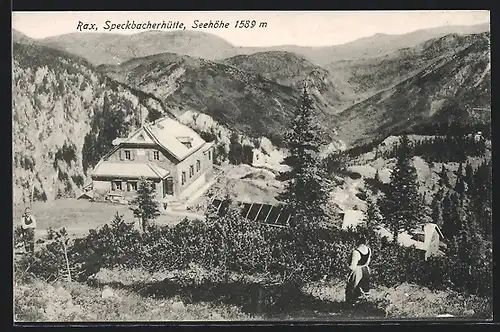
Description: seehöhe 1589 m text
xmin=76 ymin=20 xmax=268 ymax=32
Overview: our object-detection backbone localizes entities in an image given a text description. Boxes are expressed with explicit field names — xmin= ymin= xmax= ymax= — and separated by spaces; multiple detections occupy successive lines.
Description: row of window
xmin=111 ymin=180 xmax=157 ymax=192
xmin=122 ymin=150 xmax=160 ymax=161
xmin=112 ymin=180 xmax=138 ymax=192
xmin=181 ymin=160 xmax=202 ymax=185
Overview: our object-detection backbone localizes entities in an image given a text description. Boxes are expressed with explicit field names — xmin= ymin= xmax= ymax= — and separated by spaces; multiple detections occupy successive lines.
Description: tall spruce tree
xmin=438 ymin=165 xmax=450 ymax=187
xmin=277 ymin=82 xmax=332 ymax=229
xmin=431 ymin=188 xmax=445 ymax=226
xmin=228 ymin=132 xmax=243 ymax=165
xmin=454 ymin=162 xmax=466 ymax=199
xmin=130 ymin=178 xmax=161 ymax=232
xmin=379 ymin=135 xmax=423 ymax=241
xmin=442 ymin=192 xmax=461 ymax=238
xmin=362 ymin=197 xmax=383 ymax=244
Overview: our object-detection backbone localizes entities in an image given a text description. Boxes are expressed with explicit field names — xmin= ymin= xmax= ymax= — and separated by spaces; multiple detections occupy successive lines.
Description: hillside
xmin=12 ymin=42 xmax=169 ymax=204
xmin=98 ymin=52 xmax=338 ymax=144
xmin=300 ymin=23 xmax=489 ymax=65
xmin=223 ymin=32 xmax=490 ymax=114
xmin=22 ymin=23 xmax=489 ymax=66
xmin=38 ymin=30 xmax=237 ymax=66
xmin=222 ymin=51 xmax=348 ymax=114
xmin=325 ymin=32 xmax=487 ymax=104
xmin=13 ymin=30 xmax=37 ymax=45
xmin=333 ymin=32 xmax=491 ymax=146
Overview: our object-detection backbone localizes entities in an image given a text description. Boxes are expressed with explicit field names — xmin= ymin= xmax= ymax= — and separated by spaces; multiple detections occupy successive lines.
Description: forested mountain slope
xmin=333 ymin=32 xmax=491 ymax=146
xmin=12 ymin=42 xmax=169 ymax=204
xmin=98 ymin=52 xmax=338 ymax=145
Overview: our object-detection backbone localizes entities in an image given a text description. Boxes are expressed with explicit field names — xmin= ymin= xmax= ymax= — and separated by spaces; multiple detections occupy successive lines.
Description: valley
xmin=11 ymin=25 xmax=491 ymax=205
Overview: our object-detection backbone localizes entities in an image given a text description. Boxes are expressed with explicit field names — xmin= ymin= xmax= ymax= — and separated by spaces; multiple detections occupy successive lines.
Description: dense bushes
xmin=16 ymin=205 xmax=350 ymax=287
xmin=368 ymin=241 xmax=492 ymax=297
xmin=70 ymin=214 xmax=143 ymax=279
xmin=15 ymin=206 xmax=492 ymax=298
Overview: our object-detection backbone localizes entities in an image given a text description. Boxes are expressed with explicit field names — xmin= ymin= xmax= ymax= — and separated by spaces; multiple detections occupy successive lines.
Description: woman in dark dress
xmin=345 ymin=236 xmax=371 ymax=305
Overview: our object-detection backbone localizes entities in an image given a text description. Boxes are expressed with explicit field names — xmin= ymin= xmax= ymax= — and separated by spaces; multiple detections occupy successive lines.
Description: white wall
xmin=179 ymin=173 xmax=206 ymax=200
xmin=93 ymin=180 xmax=110 ymax=193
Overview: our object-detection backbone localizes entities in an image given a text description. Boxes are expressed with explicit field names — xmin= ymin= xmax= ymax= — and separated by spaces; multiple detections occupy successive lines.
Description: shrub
xmin=16 ymin=229 xmax=71 ymax=283
xmin=70 ymin=212 xmax=142 ymax=279
xmin=139 ymin=219 xmax=205 ymax=272
xmin=16 ymin=203 xmax=492 ymax=299
xmin=368 ymin=240 xmax=492 ymax=297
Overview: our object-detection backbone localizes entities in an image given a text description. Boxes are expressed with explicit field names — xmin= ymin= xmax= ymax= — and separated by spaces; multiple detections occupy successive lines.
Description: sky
xmin=12 ymin=11 xmax=490 ymax=47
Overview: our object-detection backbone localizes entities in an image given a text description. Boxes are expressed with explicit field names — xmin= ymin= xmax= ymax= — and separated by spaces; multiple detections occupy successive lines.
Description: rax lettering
xmin=76 ymin=21 xmax=98 ymax=31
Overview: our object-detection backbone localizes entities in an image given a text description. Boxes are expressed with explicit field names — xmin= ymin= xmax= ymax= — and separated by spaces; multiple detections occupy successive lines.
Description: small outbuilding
xmin=77 ymin=191 xmax=94 ymax=201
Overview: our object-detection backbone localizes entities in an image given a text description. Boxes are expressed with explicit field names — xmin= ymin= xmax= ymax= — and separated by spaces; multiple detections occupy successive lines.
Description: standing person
xmin=21 ymin=207 xmax=37 ymax=253
xmin=345 ymin=235 xmax=372 ymax=306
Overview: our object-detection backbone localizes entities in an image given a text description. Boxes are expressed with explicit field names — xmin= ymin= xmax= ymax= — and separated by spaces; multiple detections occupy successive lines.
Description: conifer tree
xmin=438 ymin=165 xmax=450 ymax=187
xmin=454 ymin=162 xmax=466 ymax=201
xmin=228 ymin=132 xmax=243 ymax=165
xmin=442 ymin=192 xmax=460 ymax=238
xmin=379 ymin=134 xmax=423 ymax=242
xmin=362 ymin=197 xmax=383 ymax=244
xmin=431 ymin=188 xmax=444 ymax=226
xmin=130 ymin=178 xmax=160 ymax=232
xmin=242 ymin=144 xmax=254 ymax=165
xmin=374 ymin=168 xmax=381 ymax=183
xmin=464 ymin=162 xmax=475 ymax=197
xmin=215 ymin=143 xmax=228 ymax=165
xmin=277 ymin=82 xmax=332 ymax=229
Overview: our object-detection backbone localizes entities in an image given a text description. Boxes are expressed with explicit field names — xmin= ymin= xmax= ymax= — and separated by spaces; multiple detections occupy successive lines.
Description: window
xmin=124 ymin=150 xmax=131 ymax=160
xmin=196 ymin=160 xmax=201 ymax=172
xmin=112 ymin=180 xmax=122 ymax=191
xmin=177 ymin=136 xmax=193 ymax=149
xmin=189 ymin=165 xmax=194 ymax=178
xmin=181 ymin=171 xmax=186 ymax=185
xmin=127 ymin=181 xmax=137 ymax=191
xmin=165 ymin=177 xmax=174 ymax=195
xmin=153 ymin=150 xmax=160 ymax=160
xmin=208 ymin=150 xmax=212 ymax=160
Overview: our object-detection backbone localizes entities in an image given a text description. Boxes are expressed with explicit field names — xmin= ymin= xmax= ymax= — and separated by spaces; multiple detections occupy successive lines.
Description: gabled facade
xmin=90 ymin=117 xmax=215 ymax=204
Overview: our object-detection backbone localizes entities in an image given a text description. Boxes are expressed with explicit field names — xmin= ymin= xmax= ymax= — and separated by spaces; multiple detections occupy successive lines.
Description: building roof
xmin=91 ymin=162 xmax=170 ymax=179
xmin=201 ymin=141 xmax=216 ymax=152
xmin=143 ymin=117 xmax=207 ymax=161
xmin=78 ymin=191 xmax=94 ymax=199
xmin=95 ymin=116 xmax=213 ymax=179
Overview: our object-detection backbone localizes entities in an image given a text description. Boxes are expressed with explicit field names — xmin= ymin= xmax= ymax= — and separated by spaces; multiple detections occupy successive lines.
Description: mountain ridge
xmin=97 ymin=51 xmax=339 ymax=144
xmin=13 ymin=22 xmax=489 ymax=66
xmin=334 ymin=32 xmax=491 ymax=146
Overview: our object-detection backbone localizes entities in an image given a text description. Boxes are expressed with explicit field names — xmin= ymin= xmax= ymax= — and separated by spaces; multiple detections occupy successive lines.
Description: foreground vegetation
xmin=14 ymin=199 xmax=493 ymax=321
xmin=14 ymin=277 xmax=256 ymax=321
xmin=14 ymin=85 xmax=492 ymax=322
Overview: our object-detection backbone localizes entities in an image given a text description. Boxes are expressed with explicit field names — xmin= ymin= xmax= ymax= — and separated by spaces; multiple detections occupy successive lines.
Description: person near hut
xmin=20 ymin=207 xmax=37 ymax=253
xmin=345 ymin=235 xmax=372 ymax=305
